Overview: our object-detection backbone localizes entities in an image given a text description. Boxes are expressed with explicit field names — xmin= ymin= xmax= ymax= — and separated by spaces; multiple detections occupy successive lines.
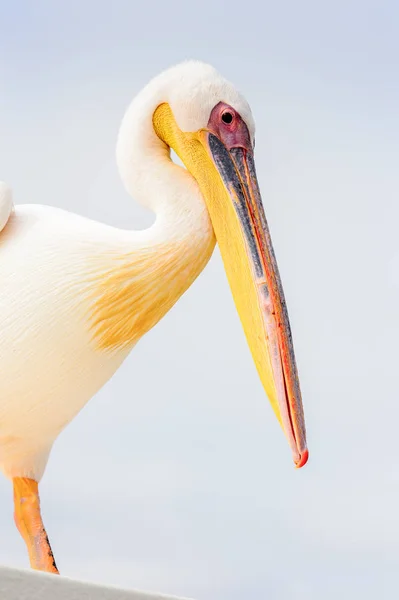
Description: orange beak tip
xmin=294 ymin=449 xmax=309 ymax=469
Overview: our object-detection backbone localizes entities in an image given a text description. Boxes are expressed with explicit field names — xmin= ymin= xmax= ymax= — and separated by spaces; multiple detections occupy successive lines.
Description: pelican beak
xmin=198 ymin=129 xmax=308 ymax=469
xmin=152 ymin=101 xmax=308 ymax=467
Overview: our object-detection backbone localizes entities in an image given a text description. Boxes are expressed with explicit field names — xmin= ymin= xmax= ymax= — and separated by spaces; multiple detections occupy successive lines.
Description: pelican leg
xmin=13 ymin=477 xmax=59 ymax=574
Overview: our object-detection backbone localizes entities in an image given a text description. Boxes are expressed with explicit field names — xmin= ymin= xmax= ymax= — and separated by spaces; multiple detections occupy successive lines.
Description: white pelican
xmin=0 ymin=61 xmax=308 ymax=574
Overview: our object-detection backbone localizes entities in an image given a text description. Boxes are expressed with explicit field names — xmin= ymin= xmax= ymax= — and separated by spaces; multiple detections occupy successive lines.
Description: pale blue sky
xmin=0 ymin=1 xmax=398 ymax=598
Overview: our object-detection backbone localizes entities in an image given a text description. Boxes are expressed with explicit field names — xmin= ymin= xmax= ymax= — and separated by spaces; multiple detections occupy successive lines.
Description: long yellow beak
xmin=201 ymin=129 xmax=307 ymax=467
xmin=153 ymin=102 xmax=308 ymax=468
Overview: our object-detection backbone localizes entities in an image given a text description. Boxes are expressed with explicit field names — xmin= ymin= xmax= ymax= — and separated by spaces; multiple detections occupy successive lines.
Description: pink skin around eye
xmin=206 ymin=102 xmax=252 ymax=152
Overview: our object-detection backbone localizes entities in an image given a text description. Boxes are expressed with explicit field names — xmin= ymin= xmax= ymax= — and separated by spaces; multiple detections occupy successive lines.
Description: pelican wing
xmin=0 ymin=183 xmax=13 ymax=233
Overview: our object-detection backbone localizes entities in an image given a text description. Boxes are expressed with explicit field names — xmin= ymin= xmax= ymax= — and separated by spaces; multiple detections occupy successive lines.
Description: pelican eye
xmin=221 ymin=111 xmax=234 ymax=124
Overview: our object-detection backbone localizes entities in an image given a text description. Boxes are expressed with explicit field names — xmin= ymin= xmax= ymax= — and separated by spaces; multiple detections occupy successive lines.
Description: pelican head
xmin=117 ymin=61 xmax=308 ymax=468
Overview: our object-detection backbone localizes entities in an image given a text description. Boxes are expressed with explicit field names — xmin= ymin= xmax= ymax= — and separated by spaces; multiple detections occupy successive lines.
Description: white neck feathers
xmin=89 ymin=63 xmax=219 ymax=351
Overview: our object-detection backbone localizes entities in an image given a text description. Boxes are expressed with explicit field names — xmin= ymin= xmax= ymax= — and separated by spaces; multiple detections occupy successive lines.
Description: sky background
xmin=0 ymin=1 xmax=398 ymax=598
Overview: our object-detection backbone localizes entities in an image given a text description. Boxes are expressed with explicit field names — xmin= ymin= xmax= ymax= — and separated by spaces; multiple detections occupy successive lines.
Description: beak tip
xmin=294 ymin=448 xmax=309 ymax=469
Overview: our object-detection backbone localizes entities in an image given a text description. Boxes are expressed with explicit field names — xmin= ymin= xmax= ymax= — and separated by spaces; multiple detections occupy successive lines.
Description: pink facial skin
xmin=206 ymin=102 xmax=253 ymax=152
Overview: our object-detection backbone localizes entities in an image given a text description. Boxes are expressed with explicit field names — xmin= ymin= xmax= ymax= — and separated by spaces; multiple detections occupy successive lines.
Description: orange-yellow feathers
xmin=88 ymin=240 xmax=214 ymax=351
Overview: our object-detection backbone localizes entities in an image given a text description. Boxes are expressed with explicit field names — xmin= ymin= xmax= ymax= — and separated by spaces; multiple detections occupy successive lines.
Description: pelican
xmin=0 ymin=61 xmax=308 ymax=574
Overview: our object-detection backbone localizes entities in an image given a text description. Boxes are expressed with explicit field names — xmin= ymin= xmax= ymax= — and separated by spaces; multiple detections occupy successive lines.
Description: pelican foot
xmin=13 ymin=477 xmax=59 ymax=574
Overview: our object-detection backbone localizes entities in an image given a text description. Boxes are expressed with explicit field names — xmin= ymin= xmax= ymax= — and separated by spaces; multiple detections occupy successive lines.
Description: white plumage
xmin=0 ymin=61 xmax=252 ymax=482
xmin=1 ymin=61 xmax=308 ymax=574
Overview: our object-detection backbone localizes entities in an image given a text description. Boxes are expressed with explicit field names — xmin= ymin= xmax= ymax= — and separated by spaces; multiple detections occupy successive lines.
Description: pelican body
xmin=0 ymin=62 xmax=308 ymax=573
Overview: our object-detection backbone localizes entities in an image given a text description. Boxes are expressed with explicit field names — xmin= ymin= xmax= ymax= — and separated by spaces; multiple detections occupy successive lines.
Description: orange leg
xmin=13 ymin=477 xmax=59 ymax=574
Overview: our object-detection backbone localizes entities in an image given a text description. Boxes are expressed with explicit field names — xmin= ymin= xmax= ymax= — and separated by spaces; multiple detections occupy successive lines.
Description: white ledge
xmin=0 ymin=566 xmax=193 ymax=600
